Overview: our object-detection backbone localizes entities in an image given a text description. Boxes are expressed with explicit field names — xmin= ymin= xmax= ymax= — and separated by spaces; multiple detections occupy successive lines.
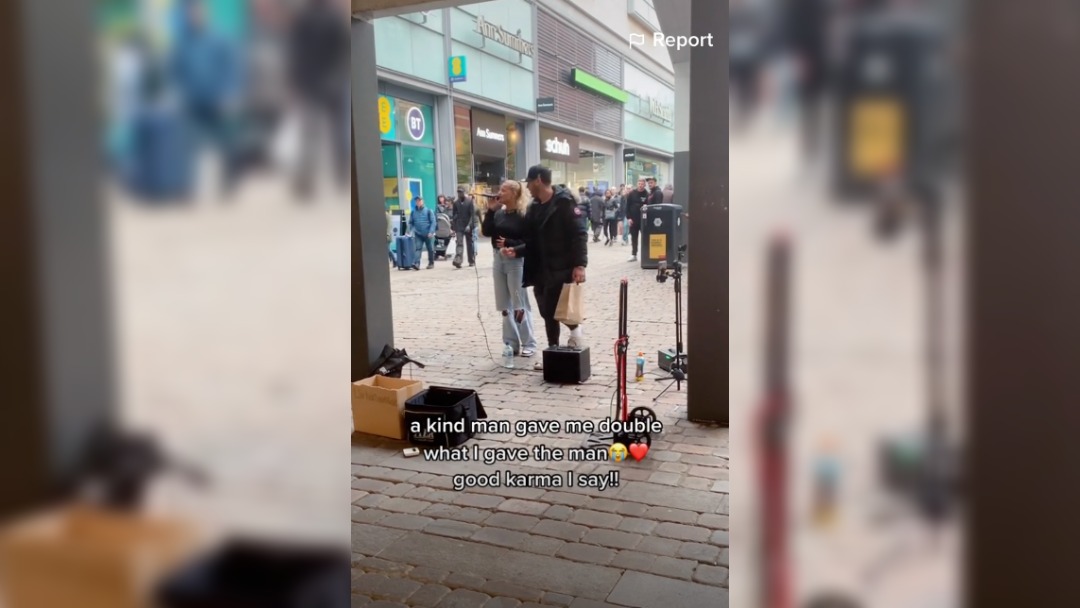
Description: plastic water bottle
xmin=635 ymin=352 xmax=645 ymax=382
xmin=502 ymin=344 xmax=515 ymax=369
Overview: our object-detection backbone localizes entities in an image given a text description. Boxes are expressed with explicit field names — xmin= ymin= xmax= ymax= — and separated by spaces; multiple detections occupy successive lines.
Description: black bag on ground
xmin=404 ymin=387 xmax=487 ymax=448
xmin=370 ymin=345 xmax=425 ymax=378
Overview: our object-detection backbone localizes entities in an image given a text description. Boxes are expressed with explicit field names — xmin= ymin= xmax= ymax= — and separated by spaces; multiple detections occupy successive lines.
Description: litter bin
xmin=833 ymin=11 xmax=941 ymax=201
xmin=640 ymin=204 xmax=683 ymax=270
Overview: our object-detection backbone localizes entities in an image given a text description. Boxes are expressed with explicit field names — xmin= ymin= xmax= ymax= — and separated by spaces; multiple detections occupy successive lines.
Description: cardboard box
xmin=352 ymin=375 xmax=424 ymax=440
xmin=0 ymin=505 xmax=202 ymax=608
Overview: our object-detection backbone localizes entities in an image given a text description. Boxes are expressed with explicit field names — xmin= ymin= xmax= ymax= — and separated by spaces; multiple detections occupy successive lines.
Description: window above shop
xmin=628 ymin=0 xmax=660 ymax=33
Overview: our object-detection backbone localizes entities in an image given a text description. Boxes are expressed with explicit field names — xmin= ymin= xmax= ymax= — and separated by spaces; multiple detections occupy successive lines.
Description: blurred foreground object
xmin=0 ymin=429 xmax=204 ymax=608
xmin=832 ymin=2 xmax=949 ymax=208
xmin=157 ymin=539 xmax=350 ymax=608
xmin=76 ymin=425 xmax=207 ymax=511
xmin=758 ymin=232 xmax=792 ymax=608
xmin=0 ymin=506 xmax=201 ymax=608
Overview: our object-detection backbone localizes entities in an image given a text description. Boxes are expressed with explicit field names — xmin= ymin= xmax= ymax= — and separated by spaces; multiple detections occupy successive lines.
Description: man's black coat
xmin=519 ymin=187 xmax=588 ymax=288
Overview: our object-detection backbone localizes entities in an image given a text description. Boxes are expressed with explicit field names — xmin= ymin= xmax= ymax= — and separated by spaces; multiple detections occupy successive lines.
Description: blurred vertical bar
xmin=686 ymin=0 xmax=728 ymax=424
xmin=969 ymin=0 xmax=1080 ymax=604
xmin=351 ymin=14 xmax=394 ymax=381
xmin=0 ymin=0 xmax=111 ymax=516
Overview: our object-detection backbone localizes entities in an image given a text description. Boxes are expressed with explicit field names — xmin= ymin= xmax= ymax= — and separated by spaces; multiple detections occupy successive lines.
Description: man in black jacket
xmin=625 ymin=177 xmax=649 ymax=261
xmin=646 ymin=177 xmax=665 ymax=206
xmin=451 ymin=186 xmax=477 ymax=268
xmin=512 ymin=165 xmax=588 ymax=367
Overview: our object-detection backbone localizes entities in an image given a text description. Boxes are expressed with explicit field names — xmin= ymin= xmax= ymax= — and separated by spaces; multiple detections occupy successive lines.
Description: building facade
xmin=372 ymin=0 xmax=675 ymax=211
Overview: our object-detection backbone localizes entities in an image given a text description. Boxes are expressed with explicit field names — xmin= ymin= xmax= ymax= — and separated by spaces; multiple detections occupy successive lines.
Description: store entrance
xmin=473 ymin=156 xmax=505 ymax=191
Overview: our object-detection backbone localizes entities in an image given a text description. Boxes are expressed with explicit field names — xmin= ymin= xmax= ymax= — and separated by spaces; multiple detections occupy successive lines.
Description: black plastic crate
xmin=157 ymin=540 xmax=350 ymax=608
xmin=404 ymin=387 xmax=487 ymax=447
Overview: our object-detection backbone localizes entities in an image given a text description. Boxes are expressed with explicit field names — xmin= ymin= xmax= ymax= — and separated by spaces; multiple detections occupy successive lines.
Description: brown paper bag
xmin=554 ymin=283 xmax=585 ymax=325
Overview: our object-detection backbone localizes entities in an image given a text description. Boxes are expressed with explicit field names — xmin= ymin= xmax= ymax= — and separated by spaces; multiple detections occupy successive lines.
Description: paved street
xmin=352 ymin=226 xmax=729 ymax=607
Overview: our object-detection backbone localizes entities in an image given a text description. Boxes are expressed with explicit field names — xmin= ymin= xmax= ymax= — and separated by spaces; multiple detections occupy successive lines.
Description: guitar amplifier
xmin=542 ymin=347 xmax=591 ymax=384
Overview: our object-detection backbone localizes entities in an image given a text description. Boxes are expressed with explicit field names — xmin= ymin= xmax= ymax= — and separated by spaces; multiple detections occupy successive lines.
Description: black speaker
xmin=542 ymin=347 xmax=591 ymax=384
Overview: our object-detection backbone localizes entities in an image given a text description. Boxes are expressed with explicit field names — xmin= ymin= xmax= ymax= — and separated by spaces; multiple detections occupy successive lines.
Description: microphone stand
xmin=655 ymin=254 xmax=688 ymax=402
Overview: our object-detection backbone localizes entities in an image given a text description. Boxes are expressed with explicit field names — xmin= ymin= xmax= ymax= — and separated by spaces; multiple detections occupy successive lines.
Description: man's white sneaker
xmin=521 ymin=347 xmax=536 ymax=357
xmin=627 ymin=255 xmax=637 ymax=262
xmin=567 ymin=329 xmax=585 ymax=349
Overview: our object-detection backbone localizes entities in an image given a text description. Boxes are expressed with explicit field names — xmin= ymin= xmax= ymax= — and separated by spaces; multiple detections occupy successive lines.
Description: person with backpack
xmin=408 ymin=196 xmax=437 ymax=269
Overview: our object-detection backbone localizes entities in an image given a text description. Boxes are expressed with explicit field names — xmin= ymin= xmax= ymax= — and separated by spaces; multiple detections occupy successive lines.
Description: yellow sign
xmin=850 ymin=98 xmax=904 ymax=178
xmin=451 ymin=57 xmax=463 ymax=76
xmin=649 ymin=234 xmax=667 ymax=260
xmin=384 ymin=178 xmax=399 ymax=210
xmin=378 ymin=97 xmax=393 ymax=136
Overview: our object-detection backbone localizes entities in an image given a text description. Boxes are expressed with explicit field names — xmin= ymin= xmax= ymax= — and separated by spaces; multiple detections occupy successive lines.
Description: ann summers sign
xmin=475 ymin=15 xmax=534 ymax=57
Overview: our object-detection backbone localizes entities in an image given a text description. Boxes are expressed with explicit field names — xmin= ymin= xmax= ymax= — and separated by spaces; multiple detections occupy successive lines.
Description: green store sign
xmin=571 ymin=68 xmax=629 ymax=104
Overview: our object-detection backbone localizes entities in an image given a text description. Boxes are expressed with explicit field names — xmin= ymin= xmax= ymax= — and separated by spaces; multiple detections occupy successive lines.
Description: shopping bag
xmin=554 ymin=283 xmax=585 ymax=325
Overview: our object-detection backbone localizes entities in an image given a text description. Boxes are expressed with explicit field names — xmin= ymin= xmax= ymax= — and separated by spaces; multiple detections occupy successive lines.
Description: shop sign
xmin=378 ymin=96 xmax=396 ymax=140
xmin=449 ymin=55 xmax=467 ymax=83
xmin=471 ymin=109 xmax=508 ymax=158
xmin=475 ymin=15 xmax=534 ymax=57
xmin=406 ymin=106 xmax=426 ymax=141
xmin=649 ymin=98 xmax=673 ymax=123
xmin=571 ymin=68 xmax=629 ymax=104
xmin=380 ymin=97 xmax=433 ymax=145
xmin=536 ymin=97 xmax=555 ymax=113
xmin=623 ymin=148 xmax=637 ymax=162
xmin=539 ymin=127 xmax=580 ymax=161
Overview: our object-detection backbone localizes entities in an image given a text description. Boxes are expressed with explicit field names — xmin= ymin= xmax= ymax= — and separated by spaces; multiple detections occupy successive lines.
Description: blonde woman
xmin=481 ymin=179 xmax=537 ymax=359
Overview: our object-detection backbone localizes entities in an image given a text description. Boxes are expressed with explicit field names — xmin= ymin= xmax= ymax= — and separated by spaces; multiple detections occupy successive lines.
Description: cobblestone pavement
xmin=351 ymin=230 xmax=730 ymax=607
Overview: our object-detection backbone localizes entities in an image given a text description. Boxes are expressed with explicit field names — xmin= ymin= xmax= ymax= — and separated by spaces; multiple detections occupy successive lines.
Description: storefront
xmin=537 ymin=127 xmax=618 ymax=192
xmin=455 ymin=105 xmax=528 ymax=189
xmin=623 ymin=147 xmax=671 ymax=187
xmin=379 ymin=93 xmax=438 ymax=212
xmin=622 ymin=62 xmax=675 ymax=186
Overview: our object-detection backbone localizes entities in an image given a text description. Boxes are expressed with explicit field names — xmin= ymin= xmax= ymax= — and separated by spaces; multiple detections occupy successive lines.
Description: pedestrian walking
xmin=663 ymin=184 xmax=674 ymax=205
xmin=408 ymin=196 xmax=437 ymax=269
xmin=482 ymin=180 xmax=538 ymax=360
xmin=603 ymin=189 xmax=620 ymax=245
xmin=619 ymin=186 xmax=631 ymax=245
xmin=589 ymin=188 xmax=605 ymax=242
xmin=451 ymin=187 xmax=477 ymax=268
xmin=515 ymin=165 xmax=588 ymax=369
xmin=171 ymin=0 xmax=241 ymax=196
xmin=625 ymin=178 xmax=649 ymax=261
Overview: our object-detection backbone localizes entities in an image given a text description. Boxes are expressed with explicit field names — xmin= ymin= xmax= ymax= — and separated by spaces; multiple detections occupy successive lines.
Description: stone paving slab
xmin=377 ymin=533 xmax=623 ymax=601
xmin=606 ymin=572 xmax=728 ymax=608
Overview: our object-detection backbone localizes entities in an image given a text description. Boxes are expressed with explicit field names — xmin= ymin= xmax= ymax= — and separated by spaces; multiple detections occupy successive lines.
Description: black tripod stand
xmin=655 ymin=246 xmax=688 ymax=401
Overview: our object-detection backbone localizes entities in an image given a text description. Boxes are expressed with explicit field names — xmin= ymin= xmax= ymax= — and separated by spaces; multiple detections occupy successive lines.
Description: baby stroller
xmin=434 ymin=212 xmax=453 ymax=259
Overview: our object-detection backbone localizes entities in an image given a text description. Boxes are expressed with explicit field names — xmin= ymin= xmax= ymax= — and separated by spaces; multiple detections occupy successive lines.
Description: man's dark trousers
xmin=629 ymin=222 xmax=642 ymax=256
xmin=533 ymin=282 xmax=565 ymax=347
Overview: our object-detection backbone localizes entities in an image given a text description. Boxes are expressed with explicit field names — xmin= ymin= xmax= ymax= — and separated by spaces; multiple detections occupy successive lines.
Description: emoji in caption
xmin=609 ymin=443 xmax=629 ymax=462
